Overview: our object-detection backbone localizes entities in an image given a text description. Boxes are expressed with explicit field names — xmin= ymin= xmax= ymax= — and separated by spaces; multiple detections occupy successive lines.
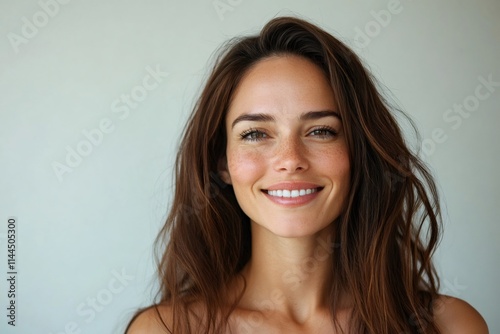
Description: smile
xmin=266 ymin=188 xmax=318 ymax=198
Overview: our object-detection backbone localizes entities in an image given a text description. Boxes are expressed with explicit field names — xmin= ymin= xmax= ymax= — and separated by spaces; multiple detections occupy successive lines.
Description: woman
xmin=126 ymin=17 xmax=488 ymax=333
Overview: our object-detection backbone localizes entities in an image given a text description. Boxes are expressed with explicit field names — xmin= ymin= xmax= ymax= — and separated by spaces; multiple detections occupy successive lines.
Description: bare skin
xmin=225 ymin=225 xmax=350 ymax=334
xmin=126 ymin=56 xmax=488 ymax=334
xmin=127 ymin=294 xmax=488 ymax=333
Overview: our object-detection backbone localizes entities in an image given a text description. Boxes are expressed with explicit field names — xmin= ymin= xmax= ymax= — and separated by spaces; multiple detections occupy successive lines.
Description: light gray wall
xmin=1 ymin=0 xmax=498 ymax=333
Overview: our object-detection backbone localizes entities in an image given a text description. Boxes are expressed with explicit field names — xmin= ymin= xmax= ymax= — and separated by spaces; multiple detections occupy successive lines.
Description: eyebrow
xmin=300 ymin=110 xmax=341 ymax=121
xmin=231 ymin=110 xmax=340 ymax=129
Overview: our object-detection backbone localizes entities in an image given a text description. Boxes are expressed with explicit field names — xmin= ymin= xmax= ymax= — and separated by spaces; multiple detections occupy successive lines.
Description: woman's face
xmin=221 ymin=55 xmax=350 ymax=238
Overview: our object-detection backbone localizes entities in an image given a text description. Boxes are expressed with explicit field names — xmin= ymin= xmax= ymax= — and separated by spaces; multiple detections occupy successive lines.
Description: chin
xmin=255 ymin=219 xmax=333 ymax=239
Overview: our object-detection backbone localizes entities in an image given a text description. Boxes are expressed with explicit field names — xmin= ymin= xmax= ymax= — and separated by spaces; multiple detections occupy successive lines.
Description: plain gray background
xmin=1 ymin=0 xmax=499 ymax=333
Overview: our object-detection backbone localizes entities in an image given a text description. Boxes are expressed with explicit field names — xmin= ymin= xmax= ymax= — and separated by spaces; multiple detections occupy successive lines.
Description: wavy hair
xmin=127 ymin=16 xmax=442 ymax=333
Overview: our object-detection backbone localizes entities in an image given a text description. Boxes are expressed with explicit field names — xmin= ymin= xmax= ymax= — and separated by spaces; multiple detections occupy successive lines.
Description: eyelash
xmin=309 ymin=126 xmax=338 ymax=138
xmin=239 ymin=126 xmax=338 ymax=142
xmin=240 ymin=128 xmax=267 ymax=142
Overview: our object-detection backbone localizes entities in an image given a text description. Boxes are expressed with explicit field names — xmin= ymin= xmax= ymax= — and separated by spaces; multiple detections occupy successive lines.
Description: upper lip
xmin=264 ymin=182 xmax=323 ymax=191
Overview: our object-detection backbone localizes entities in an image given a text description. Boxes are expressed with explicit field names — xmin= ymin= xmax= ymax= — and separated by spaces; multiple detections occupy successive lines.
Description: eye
xmin=308 ymin=126 xmax=338 ymax=139
xmin=240 ymin=129 xmax=268 ymax=142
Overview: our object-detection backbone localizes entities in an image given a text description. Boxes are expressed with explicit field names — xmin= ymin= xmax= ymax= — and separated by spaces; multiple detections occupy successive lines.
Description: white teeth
xmin=267 ymin=188 xmax=317 ymax=198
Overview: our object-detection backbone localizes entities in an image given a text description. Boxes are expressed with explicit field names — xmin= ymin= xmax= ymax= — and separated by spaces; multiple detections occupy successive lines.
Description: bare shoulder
xmin=126 ymin=304 xmax=173 ymax=334
xmin=434 ymin=295 xmax=489 ymax=334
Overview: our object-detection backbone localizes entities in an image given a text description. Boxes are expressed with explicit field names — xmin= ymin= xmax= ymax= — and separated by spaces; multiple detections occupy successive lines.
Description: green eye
xmin=240 ymin=129 xmax=268 ymax=141
xmin=309 ymin=127 xmax=337 ymax=138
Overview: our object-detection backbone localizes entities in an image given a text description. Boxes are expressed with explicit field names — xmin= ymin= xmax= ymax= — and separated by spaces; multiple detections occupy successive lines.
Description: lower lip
xmin=262 ymin=189 xmax=321 ymax=207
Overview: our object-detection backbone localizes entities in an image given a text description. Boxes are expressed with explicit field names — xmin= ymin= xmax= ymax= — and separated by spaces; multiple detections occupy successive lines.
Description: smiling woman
xmin=220 ymin=56 xmax=350 ymax=239
xmin=126 ymin=17 xmax=488 ymax=333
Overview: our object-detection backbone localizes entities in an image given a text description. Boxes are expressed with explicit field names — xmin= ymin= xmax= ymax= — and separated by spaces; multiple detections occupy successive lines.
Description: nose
xmin=273 ymin=136 xmax=309 ymax=173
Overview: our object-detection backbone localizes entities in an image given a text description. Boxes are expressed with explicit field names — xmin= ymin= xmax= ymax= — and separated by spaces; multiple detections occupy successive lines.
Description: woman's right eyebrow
xmin=231 ymin=113 xmax=275 ymax=129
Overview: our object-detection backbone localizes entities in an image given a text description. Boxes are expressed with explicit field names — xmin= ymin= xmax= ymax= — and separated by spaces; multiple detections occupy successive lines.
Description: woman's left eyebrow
xmin=299 ymin=110 xmax=341 ymax=120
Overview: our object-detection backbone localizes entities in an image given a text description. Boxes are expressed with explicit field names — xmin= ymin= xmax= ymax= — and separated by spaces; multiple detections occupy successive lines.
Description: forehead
xmin=227 ymin=55 xmax=336 ymax=120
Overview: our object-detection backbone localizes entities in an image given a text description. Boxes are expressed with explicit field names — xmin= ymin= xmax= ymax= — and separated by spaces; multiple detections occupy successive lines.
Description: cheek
xmin=336 ymin=153 xmax=351 ymax=178
xmin=227 ymin=149 xmax=266 ymax=185
xmin=317 ymin=146 xmax=351 ymax=182
xmin=335 ymin=157 xmax=351 ymax=200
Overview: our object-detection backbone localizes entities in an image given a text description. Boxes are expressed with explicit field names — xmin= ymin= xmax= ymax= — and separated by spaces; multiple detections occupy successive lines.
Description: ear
xmin=217 ymin=157 xmax=232 ymax=185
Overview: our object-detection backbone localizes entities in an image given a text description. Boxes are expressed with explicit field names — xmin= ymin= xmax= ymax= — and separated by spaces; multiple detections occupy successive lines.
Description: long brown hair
xmin=128 ymin=16 xmax=442 ymax=333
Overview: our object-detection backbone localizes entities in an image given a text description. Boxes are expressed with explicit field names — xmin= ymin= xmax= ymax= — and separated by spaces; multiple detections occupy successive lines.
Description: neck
xmin=237 ymin=222 xmax=341 ymax=322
